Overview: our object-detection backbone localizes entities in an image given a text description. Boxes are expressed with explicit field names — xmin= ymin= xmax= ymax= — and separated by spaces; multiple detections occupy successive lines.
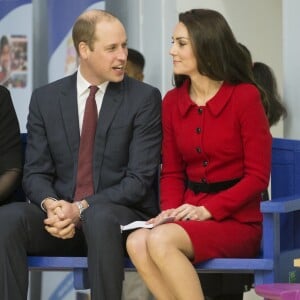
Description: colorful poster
xmin=0 ymin=0 xmax=32 ymax=132
xmin=48 ymin=0 xmax=105 ymax=83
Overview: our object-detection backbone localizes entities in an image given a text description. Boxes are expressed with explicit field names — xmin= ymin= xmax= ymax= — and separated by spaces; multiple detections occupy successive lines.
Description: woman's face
xmin=169 ymin=22 xmax=198 ymax=76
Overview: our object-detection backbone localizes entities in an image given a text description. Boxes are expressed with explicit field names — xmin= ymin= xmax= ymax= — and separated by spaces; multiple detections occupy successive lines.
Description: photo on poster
xmin=0 ymin=34 xmax=27 ymax=88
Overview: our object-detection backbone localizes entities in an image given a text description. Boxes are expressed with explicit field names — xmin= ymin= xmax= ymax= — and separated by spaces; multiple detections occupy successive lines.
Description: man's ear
xmin=78 ymin=42 xmax=89 ymax=59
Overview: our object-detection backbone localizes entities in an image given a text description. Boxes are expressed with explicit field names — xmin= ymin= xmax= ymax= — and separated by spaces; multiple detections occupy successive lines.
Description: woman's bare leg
xmin=127 ymin=224 xmax=204 ymax=300
xmin=147 ymin=223 xmax=204 ymax=300
xmin=127 ymin=228 xmax=175 ymax=300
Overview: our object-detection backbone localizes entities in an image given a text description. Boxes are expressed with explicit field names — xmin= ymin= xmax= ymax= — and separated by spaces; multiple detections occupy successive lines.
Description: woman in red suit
xmin=126 ymin=9 xmax=272 ymax=300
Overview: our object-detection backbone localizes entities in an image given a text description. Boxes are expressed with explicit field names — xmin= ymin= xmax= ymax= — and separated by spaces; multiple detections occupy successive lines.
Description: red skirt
xmin=174 ymin=219 xmax=262 ymax=263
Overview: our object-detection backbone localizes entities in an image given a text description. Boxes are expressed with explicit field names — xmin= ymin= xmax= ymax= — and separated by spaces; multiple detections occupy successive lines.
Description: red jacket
xmin=160 ymin=80 xmax=272 ymax=223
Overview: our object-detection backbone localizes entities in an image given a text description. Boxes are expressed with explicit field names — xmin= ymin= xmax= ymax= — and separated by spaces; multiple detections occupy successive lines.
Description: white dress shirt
xmin=76 ymin=67 xmax=109 ymax=134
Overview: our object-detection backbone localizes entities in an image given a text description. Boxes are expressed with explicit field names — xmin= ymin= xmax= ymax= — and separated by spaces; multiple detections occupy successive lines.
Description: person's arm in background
xmin=0 ymin=86 xmax=22 ymax=203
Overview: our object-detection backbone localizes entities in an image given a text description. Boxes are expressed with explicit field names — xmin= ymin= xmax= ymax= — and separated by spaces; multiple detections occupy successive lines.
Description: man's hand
xmin=43 ymin=199 xmax=80 ymax=239
xmin=44 ymin=217 xmax=76 ymax=239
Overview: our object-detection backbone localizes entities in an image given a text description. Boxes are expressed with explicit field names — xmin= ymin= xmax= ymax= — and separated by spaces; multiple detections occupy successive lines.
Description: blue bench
xmin=25 ymin=136 xmax=300 ymax=289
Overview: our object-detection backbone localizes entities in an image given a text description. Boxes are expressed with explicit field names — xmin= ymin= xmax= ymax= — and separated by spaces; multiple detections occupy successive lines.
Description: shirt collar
xmin=178 ymin=79 xmax=234 ymax=117
xmin=77 ymin=67 xmax=109 ymax=96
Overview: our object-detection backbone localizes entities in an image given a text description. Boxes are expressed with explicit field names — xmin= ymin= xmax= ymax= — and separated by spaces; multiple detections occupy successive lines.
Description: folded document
xmin=120 ymin=216 xmax=175 ymax=231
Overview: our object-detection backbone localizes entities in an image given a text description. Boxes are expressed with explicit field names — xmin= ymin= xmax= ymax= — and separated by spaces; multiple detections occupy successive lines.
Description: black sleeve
xmin=0 ymin=86 xmax=22 ymax=203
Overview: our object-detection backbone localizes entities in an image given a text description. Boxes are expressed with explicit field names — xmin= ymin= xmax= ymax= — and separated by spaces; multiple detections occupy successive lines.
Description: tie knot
xmin=89 ymin=85 xmax=99 ymax=97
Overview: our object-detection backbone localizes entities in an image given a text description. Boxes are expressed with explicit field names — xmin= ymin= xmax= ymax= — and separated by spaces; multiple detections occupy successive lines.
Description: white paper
xmin=120 ymin=216 xmax=175 ymax=232
xmin=120 ymin=221 xmax=153 ymax=231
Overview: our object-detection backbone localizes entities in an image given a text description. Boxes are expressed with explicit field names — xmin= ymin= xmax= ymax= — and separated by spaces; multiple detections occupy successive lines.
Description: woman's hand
xmin=147 ymin=209 xmax=175 ymax=226
xmin=172 ymin=204 xmax=212 ymax=221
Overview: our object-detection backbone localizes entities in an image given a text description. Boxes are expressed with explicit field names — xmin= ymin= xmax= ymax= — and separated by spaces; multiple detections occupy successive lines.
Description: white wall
xmin=283 ymin=0 xmax=300 ymax=139
xmin=110 ymin=0 xmax=283 ymax=138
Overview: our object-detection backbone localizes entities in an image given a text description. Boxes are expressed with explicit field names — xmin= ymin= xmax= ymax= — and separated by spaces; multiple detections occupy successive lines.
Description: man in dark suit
xmin=0 ymin=9 xmax=161 ymax=300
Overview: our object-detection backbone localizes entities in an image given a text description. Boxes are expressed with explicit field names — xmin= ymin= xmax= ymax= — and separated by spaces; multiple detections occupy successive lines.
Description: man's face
xmin=80 ymin=19 xmax=128 ymax=85
xmin=125 ymin=61 xmax=144 ymax=81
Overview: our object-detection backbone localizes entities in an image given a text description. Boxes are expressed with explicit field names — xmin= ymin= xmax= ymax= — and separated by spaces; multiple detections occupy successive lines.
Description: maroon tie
xmin=74 ymin=85 xmax=99 ymax=202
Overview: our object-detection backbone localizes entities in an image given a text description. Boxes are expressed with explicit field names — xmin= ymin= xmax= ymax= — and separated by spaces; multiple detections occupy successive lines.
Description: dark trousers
xmin=200 ymin=273 xmax=253 ymax=300
xmin=0 ymin=201 xmax=143 ymax=300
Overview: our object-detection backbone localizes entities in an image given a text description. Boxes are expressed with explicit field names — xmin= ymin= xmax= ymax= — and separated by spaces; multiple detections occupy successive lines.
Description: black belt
xmin=187 ymin=178 xmax=241 ymax=194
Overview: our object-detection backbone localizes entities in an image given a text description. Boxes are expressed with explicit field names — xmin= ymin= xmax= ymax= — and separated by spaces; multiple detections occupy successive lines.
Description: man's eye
xmin=107 ymin=46 xmax=116 ymax=51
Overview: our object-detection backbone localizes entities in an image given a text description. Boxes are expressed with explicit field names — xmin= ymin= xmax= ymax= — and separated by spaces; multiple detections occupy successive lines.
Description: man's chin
xmin=110 ymin=74 xmax=125 ymax=82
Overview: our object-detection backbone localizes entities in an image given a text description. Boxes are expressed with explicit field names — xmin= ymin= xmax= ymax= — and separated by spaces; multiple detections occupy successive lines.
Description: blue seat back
xmin=271 ymin=138 xmax=300 ymax=260
xmin=271 ymin=138 xmax=300 ymax=198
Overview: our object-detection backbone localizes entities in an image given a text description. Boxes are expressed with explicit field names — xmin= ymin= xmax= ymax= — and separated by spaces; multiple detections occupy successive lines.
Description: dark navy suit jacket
xmin=23 ymin=73 xmax=162 ymax=218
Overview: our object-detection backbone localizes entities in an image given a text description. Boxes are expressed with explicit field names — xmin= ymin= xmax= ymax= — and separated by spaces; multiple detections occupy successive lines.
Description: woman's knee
xmin=147 ymin=224 xmax=187 ymax=261
xmin=147 ymin=227 xmax=170 ymax=257
xmin=126 ymin=229 xmax=148 ymax=258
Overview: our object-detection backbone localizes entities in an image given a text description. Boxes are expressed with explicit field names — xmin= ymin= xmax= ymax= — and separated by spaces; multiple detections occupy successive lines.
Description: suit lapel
xmin=58 ymin=75 xmax=125 ymax=191
xmin=93 ymin=81 xmax=124 ymax=188
xmin=59 ymin=74 xmax=80 ymax=160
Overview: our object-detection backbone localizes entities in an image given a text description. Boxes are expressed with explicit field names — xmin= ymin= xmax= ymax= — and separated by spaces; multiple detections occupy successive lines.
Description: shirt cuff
xmin=41 ymin=197 xmax=57 ymax=212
